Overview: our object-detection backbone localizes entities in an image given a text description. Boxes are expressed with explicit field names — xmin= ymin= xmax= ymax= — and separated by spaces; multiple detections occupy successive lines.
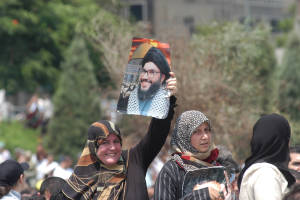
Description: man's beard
xmin=138 ymin=81 xmax=161 ymax=101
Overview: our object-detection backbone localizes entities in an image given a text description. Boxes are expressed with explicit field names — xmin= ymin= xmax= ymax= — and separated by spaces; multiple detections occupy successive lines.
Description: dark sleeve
xmin=131 ymin=96 xmax=177 ymax=172
xmin=154 ymin=160 xmax=211 ymax=200
xmin=154 ymin=160 xmax=179 ymax=200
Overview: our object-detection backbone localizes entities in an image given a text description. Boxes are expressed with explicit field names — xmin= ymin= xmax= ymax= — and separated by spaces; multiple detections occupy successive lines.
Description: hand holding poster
xmin=117 ymin=37 xmax=172 ymax=119
xmin=182 ymin=166 xmax=230 ymax=199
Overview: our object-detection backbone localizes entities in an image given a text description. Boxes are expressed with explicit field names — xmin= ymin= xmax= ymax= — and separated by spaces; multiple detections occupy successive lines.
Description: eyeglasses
xmin=140 ymin=69 xmax=161 ymax=78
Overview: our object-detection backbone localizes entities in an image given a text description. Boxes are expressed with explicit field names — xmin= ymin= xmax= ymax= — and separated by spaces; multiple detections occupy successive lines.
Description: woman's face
xmin=97 ymin=134 xmax=122 ymax=166
xmin=190 ymin=122 xmax=211 ymax=153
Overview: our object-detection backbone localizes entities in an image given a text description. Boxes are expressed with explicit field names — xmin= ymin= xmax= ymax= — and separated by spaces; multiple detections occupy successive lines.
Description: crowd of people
xmin=0 ymin=143 xmax=73 ymax=200
xmin=1 ymin=108 xmax=300 ymax=200
xmin=1 ymin=45 xmax=300 ymax=200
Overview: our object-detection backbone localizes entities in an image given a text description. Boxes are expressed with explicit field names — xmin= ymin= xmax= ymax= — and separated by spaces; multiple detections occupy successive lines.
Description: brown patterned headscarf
xmin=62 ymin=120 xmax=128 ymax=200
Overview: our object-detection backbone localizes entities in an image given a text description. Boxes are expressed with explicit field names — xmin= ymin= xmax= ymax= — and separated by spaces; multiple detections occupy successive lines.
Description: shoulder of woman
xmin=156 ymin=159 xmax=185 ymax=186
xmin=244 ymin=162 xmax=285 ymax=180
xmin=160 ymin=159 xmax=182 ymax=174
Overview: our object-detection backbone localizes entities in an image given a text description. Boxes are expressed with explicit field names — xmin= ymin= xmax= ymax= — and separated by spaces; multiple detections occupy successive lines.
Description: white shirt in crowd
xmin=0 ymin=149 xmax=11 ymax=164
xmin=52 ymin=165 xmax=73 ymax=180
xmin=36 ymin=159 xmax=58 ymax=180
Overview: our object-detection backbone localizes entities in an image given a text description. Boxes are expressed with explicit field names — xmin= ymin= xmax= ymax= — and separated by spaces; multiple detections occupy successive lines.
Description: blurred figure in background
xmin=31 ymin=144 xmax=47 ymax=180
xmin=40 ymin=94 xmax=53 ymax=135
xmin=25 ymin=93 xmax=53 ymax=133
xmin=36 ymin=154 xmax=58 ymax=181
xmin=25 ymin=94 xmax=42 ymax=129
xmin=52 ymin=156 xmax=73 ymax=180
xmin=31 ymin=144 xmax=47 ymax=168
xmin=0 ymin=141 xmax=11 ymax=164
xmin=0 ymin=160 xmax=29 ymax=200
xmin=15 ymin=149 xmax=37 ymax=189
xmin=289 ymin=145 xmax=300 ymax=172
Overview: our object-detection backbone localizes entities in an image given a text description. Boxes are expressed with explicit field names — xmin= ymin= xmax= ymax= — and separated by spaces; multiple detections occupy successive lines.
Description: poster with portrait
xmin=181 ymin=166 xmax=227 ymax=198
xmin=117 ymin=37 xmax=171 ymax=119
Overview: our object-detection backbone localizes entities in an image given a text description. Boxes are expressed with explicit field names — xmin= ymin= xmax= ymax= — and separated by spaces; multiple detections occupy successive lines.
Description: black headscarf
xmin=238 ymin=113 xmax=295 ymax=189
xmin=142 ymin=47 xmax=171 ymax=82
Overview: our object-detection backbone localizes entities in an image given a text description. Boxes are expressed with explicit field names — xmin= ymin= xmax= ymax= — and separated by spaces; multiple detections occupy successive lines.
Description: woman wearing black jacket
xmin=154 ymin=110 xmax=233 ymax=200
xmin=61 ymin=72 xmax=177 ymax=200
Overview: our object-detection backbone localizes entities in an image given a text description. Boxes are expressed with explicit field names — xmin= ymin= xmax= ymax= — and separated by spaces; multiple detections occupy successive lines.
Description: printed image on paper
xmin=117 ymin=37 xmax=171 ymax=119
xmin=182 ymin=166 xmax=227 ymax=198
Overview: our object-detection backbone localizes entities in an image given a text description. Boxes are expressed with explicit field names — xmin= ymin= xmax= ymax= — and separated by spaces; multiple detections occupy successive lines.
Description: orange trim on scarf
xmin=92 ymin=122 xmax=110 ymax=137
xmin=77 ymin=154 xmax=98 ymax=166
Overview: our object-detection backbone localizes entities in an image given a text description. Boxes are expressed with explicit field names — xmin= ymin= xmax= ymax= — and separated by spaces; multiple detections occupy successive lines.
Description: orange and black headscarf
xmin=62 ymin=120 xmax=128 ymax=200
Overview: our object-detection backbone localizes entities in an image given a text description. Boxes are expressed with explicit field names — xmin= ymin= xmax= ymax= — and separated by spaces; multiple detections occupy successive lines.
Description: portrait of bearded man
xmin=127 ymin=46 xmax=172 ymax=119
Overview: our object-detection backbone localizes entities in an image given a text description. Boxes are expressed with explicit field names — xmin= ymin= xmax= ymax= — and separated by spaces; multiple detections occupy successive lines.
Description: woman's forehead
xmin=106 ymin=133 xmax=119 ymax=139
xmin=194 ymin=122 xmax=209 ymax=129
xmin=99 ymin=133 xmax=120 ymax=142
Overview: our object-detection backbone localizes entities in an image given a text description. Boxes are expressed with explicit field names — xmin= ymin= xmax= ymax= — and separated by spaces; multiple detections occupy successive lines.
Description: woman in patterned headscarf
xmin=154 ymin=110 xmax=230 ymax=200
xmin=61 ymin=74 xmax=177 ymax=200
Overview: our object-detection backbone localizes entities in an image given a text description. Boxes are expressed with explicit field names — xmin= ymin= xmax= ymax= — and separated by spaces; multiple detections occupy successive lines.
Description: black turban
xmin=142 ymin=47 xmax=170 ymax=81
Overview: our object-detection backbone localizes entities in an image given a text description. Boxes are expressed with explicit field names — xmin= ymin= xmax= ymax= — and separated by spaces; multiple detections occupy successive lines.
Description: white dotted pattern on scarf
xmin=171 ymin=110 xmax=211 ymax=153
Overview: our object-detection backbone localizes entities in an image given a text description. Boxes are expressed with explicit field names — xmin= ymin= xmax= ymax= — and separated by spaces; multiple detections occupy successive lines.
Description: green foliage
xmin=0 ymin=121 xmax=39 ymax=153
xmin=276 ymin=34 xmax=289 ymax=47
xmin=278 ymin=18 xmax=294 ymax=33
xmin=0 ymin=0 xmax=107 ymax=94
xmin=195 ymin=22 xmax=228 ymax=36
xmin=44 ymin=36 xmax=101 ymax=159
xmin=278 ymin=34 xmax=300 ymax=122
xmin=176 ymin=22 xmax=277 ymax=160
xmin=273 ymin=3 xmax=296 ymax=34
xmin=288 ymin=3 xmax=297 ymax=17
xmin=192 ymin=23 xmax=276 ymax=113
xmin=290 ymin=120 xmax=300 ymax=146
xmin=78 ymin=9 xmax=146 ymax=86
xmin=86 ymin=41 xmax=112 ymax=89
